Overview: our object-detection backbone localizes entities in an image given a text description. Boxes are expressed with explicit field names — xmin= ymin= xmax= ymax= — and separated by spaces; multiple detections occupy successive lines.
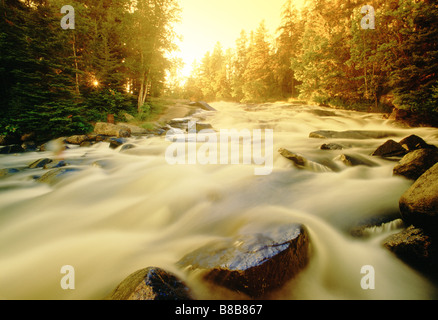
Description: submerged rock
xmin=107 ymin=267 xmax=193 ymax=300
xmin=177 ymin=224 xmax=310 ymax=298
xmin=279 ymin=148 xmax=334 ymax=172
xmin=372 ymin=139 xmax=407 ymax=158
xmin=399 ymin=163 xmax=438 ymax=230
xmin=335 ymin=154 xmax=379 ymax=167
xmin=28 ymin=158 xmax=53 ymax=169
xmin=393 ymin=148 xmax=438 ymax=181
xmin=36 ymin=167 xmax=81 ymax=185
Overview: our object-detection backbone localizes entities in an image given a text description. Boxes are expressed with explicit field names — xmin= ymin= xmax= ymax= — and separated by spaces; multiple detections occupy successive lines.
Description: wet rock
xmin=36 ymin=167 xmax=81 ymax=185
xmin=107 ymin=267 xmax=193 ymax=300
xmin=177 ymin=224 xmax=309 ymax=298
xmin=399 ymin=135 xmax=437 ymax=152
xmin=65 ymin=135 xmax=90 ymax=145
xmin=0 ymin=144 xmax=24 ymax=154
xmin=382 ymin=226 xmax=438 ymax=279
xmin=109 ymin=138 xmax=127 ymax=149
xmin=393 ymin=148 xmax=438 ymax=180
xmin=21 ymin=141 xmax=37 ymax=152
xmin=320 ymin=143 xmax=344 ymax=150
xmin=119 ymin=144 xmax=136 ymax=152
xmin=43 ymin=160 xmax=67 ymax=170
xmin=372 ymin=140 xmax=407 ymax=158
xmin=399 ymin=163 xmax=438 ymax=230
xmin=279 ymin=148 xmax=335 ymax=172
xmin=0 ymin=168 xmax=21 ymax=178
xmin=29 ymin=158 xmax=53 ymax=169
xmin=335 ymin=154 xmax=379 ymax=167
xmin=309 ymin=130 xmax=396 ymax=140
xmin=94 ymin=122 xmax=131 ymax=138
xmin=278 ymin=148 xmax=306 ymax=167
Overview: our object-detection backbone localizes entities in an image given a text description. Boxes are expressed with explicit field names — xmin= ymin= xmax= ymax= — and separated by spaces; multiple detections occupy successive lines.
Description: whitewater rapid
xmin=1 ymin=101 xmax=438 ymax=300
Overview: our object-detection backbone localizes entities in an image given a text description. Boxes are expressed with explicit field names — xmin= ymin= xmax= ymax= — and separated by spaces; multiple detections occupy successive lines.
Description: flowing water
xmin=1 ymin=101 xmax=438 ymax=300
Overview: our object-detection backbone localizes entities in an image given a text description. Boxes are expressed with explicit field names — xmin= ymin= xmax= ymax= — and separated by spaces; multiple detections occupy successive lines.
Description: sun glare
xmin=171 ymin=0 xmax=306 ymax=80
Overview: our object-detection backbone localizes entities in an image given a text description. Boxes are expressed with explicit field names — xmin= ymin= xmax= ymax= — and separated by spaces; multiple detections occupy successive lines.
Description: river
xmin=1 ymin=101 xmax=438 ymax=300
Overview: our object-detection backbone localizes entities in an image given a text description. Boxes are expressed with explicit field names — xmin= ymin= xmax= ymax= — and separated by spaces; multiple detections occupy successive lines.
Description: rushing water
xmin=1 ymin=101 xmax=438 ymax=300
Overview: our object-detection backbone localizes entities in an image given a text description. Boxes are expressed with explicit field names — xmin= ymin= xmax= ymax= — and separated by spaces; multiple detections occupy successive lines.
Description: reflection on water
xmin=1 ymin=102 xmax=438 ymax=300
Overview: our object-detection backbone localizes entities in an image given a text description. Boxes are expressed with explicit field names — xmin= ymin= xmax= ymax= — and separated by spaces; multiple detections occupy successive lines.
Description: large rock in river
xmin=382 ymin=226 xmax=438 ymax=279
xmin=177 ymin=224 xmax=309 ymax=298
xmin=398 ymin=134 xmax=437 ymax=152
xmin=393 ymin=148 xmax=438 ymax=181
xmin=107 ymin=267 xmax=193 ymax=300
xmin=399 ymin=163 xmax=438 ymax=230
xmin=372 ymin=139 xmax=407 ymax=158
xmin=94 ymin=122 xmax=131 ymax=138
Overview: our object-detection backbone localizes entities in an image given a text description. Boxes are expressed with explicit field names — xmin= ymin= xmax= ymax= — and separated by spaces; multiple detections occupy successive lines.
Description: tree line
xmin=1 ymin=0 xmax=180 ymax=142
xmin=184 ymin=0 xmax=438 ymax=119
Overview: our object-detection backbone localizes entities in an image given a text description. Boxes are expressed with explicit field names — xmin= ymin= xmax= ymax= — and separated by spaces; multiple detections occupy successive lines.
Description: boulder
xmin=393 ymin=148 xmax=438 ymax=180
xmin=107 ymin=267 xmax=193 ymax=300
xmin=382 ymin=226 xmax=438 ymax=278
xmin=399 ymin=135 xmax=437 ymax=152
xmin=309 ymin=130 xmax=396 ymax=140
xmin=399 ymin=163 xmax=438 ymax=230
xmin=65 ymin=135 xmax=90 ymax=145
xmin=94 ymin=122 xmax=131 ymax=138
xmin=109 ymin=138 xmax=127 ymax=149
xmin=372 ymin=139 xmax=407 ymax=158
xmin=177 ymin=224 xmax=309 ymax=298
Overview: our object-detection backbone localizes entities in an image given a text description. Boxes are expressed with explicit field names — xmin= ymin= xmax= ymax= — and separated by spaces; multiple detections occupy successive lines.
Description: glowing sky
xmin=172 ymin=0 xmax=306 ymax=78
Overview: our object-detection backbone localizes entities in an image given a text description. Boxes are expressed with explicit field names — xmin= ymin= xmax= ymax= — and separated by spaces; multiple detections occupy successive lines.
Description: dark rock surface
xmin=177 ymin=224 xmax=310 ymax=298
xmin=399 ymin=163 xmax=438 ymax=231
xmin=372 ymin=139 xmax=407 ymax=158
xmin=107 ymin=267 xmax=193 ymax=300
xmin=393 ymin=148 xmax=438 ymax=180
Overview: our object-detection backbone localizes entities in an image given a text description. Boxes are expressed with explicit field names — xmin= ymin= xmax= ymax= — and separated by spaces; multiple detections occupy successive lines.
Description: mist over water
xmin=1 ymin=102 xmax=438 ymax=300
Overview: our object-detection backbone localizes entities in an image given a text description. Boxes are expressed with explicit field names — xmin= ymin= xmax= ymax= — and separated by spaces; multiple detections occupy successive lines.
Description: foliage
xmin=0 ymin=0 xmax=181 ymax=142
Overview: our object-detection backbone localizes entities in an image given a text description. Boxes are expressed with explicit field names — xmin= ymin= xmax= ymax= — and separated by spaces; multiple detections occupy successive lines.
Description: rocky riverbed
xmin=1 ymin=101 xmax=438 ymax=300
